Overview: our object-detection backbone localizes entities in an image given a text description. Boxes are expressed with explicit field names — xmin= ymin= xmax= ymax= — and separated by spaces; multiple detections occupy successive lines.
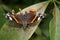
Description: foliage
xmin=0 ymin=0 xmax=60 ymax=40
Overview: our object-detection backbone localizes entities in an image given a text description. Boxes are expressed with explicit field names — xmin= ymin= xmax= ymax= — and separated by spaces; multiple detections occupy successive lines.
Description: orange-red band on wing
xmin=31 ymin=15 xmax=37 ymax=23
xmin=12 ymin=15 xmax=19 ymax=23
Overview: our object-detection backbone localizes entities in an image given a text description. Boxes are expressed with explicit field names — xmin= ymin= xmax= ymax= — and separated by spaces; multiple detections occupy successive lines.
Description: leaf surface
xmin=49 ymin=3 xmax=60 ymax=40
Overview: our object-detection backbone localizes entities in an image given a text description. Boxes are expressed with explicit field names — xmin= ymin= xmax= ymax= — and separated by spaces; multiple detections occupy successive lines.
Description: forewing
xmin=26 ymin=13 xmax=36 ymax=24
xmin=14 ymin=14 xmax=22 ymax=24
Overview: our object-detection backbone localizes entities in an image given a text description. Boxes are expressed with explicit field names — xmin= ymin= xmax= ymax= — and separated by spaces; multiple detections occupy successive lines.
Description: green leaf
xmin=49 ymin=3 xmax=60 ymax=40
xmin=0 ymin=1 xmax=50 ymax=40
xmin=29 ymin=35 xmax=46 ymax=40
xmin=0 ymin=4 xmax=11 ymax=29
xmin=38 ymin=2 xmax=54 ymax=38
xmin=1 ymin=4 xmax=11 ymax=12
xmin=35 ymin=27 xmax=42 ymax=36
xmin=0 ymin=6 xmax=6 ymax=28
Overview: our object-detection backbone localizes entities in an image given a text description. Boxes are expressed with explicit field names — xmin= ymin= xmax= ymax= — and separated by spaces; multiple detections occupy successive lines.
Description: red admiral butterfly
xmin=4 ymin=8 xmax=45 ymax=29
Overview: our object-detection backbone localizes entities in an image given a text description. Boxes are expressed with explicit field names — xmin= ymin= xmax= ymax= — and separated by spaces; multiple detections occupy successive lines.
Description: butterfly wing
xmin=26 ymin=12 xmax=37 ymax=24
xmin=11 ymin=12 xmax=37 ymax=29
xmin=14 ymin=14 xmax=22 ymax=24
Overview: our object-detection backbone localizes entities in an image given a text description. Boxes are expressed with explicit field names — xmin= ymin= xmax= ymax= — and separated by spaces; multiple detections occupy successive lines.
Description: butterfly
xmin=4 ymin=8 xmax=45 ymax=29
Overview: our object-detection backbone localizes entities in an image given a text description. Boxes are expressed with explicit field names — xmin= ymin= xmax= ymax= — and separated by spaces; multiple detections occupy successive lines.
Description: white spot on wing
xmin=9 ymin=17 xmax=12 ymax=21
xmin=38 ymin=17 xmax=41 ymax=20
xmin=6 ymin=13 xmax=10 ymax=16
